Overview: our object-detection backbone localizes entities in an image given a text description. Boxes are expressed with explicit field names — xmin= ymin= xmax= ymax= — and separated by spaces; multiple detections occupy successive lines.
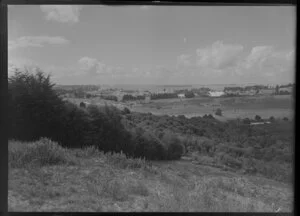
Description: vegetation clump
xmin=215 ymin=108 xmax=222 ymax=116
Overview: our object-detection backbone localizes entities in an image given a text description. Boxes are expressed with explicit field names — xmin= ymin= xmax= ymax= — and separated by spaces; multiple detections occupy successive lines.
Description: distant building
xmin=145 ymin=95 xmax=151 ymax=103
xmin=178 ymin=93 xmax=186 ymax=99
xmin=240 ymin=89 xmax=256 ymax=96
xmin=259 ymin=89 xmax=275 ymax=95
xmin=250 ymin=121 xmax=271 ymax=125
xmin=208 ymin=91 xmax=225 ymax=97
xmin=279 ymin=86 xmax=292 ymax=94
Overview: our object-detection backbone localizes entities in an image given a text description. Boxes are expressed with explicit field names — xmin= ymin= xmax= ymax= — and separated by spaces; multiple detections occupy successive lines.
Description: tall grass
xmin=9 ymin=138 xmax=77 ymax=168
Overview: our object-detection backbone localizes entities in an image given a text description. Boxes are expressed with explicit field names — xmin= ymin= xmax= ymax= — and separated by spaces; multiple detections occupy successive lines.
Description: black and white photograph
xmin=7 ymin=4 xmax=295 ymax=212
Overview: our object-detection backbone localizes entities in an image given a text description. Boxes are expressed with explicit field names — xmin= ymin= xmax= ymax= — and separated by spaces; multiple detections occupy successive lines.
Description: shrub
xmin=207 ymin=114 xmax=215 ymax=119
xmin=122 ymin=107 xmax=131 ymax=115
xmin=215 ymin=108 xmax=222 ymax=116
xmin=79 ymin=102 xmax=86 ymax=108
xmin=269 ymin=116 xmax=275 ymax=122
xmin=283 ymin=117 xmax=289 ymax=121
xmin=130 ymin=129 xmax=168 ymax=160
xmin=255 ymin=115 xmax=262 ymax=122
xmin=161 ymin=133 xmax=185 ymax=160
xmin=9 ymin=138 xmax=76 ymax=168
xmin=220 ymin=153 xmax=242 ymax=169
xmin=243 ymin=118 xmax=251 ymax=124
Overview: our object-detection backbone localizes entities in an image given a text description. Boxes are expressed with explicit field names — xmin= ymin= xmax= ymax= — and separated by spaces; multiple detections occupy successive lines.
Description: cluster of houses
xmin=60 ymin=84 xmax=294 ymax=104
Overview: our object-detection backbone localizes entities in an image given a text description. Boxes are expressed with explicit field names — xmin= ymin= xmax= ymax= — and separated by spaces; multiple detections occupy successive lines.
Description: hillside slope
xmin=8 ymin=140 xmax=293 ymax=212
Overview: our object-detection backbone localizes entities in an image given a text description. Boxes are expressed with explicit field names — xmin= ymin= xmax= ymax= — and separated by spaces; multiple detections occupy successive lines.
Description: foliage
xmin=100 ymin=95 xmax=118 ymax=101
xmin=122 ymin=107 xmax=131 ymax=114
xmin=8 ymin=69 xmax=177 ymax=160
xmin=151 ymin=93 xmax=178 ymax=100
xmin=9 ymin=138 xmax=77 ymax=168
xmin=283 ymin=117 xmax=289 ymax=121
xmin=215 ymin=108 xmax=222 ymax=116
xmin=255 ymin=115 xmax=262 ymax=122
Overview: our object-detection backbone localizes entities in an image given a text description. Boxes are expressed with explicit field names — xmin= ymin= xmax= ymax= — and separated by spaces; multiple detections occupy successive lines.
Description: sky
xmin=8 ymin=5 xmax=296 ymax=85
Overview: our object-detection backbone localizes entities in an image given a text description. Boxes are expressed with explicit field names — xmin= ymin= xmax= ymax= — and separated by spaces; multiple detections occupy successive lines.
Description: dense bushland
xmin=123 ymin=111 xmax=294 ymax=182
xmin=8 ymin=69 xmax=184 ymax=160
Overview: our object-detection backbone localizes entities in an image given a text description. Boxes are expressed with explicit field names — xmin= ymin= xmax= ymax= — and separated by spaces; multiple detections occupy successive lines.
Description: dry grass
xmin=8 ymin=139 xmax=293 ymax=212
xmin=9 ymin=138 xmax=77 ymax=168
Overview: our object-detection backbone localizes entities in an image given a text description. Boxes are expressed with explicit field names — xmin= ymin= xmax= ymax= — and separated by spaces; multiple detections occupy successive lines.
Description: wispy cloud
xmin=40 ymin=5 xmax=83 ymax=23
xmin=8 ymin=36 xmax=70 ymax=50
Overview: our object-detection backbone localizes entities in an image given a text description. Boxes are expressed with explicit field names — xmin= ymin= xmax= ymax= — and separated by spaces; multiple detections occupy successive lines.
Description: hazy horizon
xmin=8 ymin=5 xmax=295 ymax=85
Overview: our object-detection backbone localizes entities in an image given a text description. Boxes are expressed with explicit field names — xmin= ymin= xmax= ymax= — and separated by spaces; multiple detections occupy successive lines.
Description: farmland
xmin=66 ymin=94 xmax=294 ymax=120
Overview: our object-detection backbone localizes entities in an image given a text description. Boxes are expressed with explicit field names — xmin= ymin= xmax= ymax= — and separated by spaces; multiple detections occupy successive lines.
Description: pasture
xmin=131 ymin=95 xmax=294 ymax=120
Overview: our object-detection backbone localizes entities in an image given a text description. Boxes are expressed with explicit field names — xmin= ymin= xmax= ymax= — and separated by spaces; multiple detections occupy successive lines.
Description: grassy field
xmin=8 ymin=139 xmax=293 ymax=212
xmin=131 ymin=95 xmax=294 ymax=120
xmin=65 ymin=94 xmax=293 ymax=120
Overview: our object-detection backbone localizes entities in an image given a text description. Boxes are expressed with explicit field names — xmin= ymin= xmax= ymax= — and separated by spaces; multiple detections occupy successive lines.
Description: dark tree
xmin=79 ymin=102 xmax=86 ymax=108
xmin=255 ymin=115 xmax=262 ymax=122
xmin=215 ymin=108 xmax=222 ymax=116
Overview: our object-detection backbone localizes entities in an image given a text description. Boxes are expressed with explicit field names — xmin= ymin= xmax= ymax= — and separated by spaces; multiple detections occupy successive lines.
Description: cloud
xmin=173 ymin=41 xmax=294 ymax=83
xmin=196 ymin=41 xmax=244 ymax=70
xmin=78 ymin=57 xmax=99 ymax=70
xmin=232 ymin=46 xmax=295 ymax=83
xmin=8 ymin=36 xmax=70 ymax=50
xmin=242 ymin=46 xmax=294 ymax=73
xmin=177 ymin=54 xmax=192 ymax=67
xmin=40 ymin=5 xmax=83 ymax=23
xmin=78 ymin=56 xmax=125 ymax=76
xmin=78 ymin=56 xmax=107 ymax=75
xmin=243 ymin=46 xmax=273 ymax=70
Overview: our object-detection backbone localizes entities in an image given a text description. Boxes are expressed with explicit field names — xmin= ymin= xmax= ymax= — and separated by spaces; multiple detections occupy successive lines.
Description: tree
xmin=215 ymin=108 xmax=222 ymax=116
xmin=243 ymin=118 xmax=251 ymax=124
xmin=8 ymin=68 xmax=63 ymax=140
xmin=122 ymin=107 xmax=131 ymax=115
xmin=255 ymin=115 xmax=262 ymax=122
xmin=275 ymin=85 xmax=279 ymax=95
xmin=80 ymin=102 xmax=86 ymax=108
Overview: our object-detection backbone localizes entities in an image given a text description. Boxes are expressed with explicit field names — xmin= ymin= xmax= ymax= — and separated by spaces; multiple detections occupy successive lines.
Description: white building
xmin=178 ymin=93 xmax=186 ymax=99
xmin=208 ymin=91 xmax=225 ymax=97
